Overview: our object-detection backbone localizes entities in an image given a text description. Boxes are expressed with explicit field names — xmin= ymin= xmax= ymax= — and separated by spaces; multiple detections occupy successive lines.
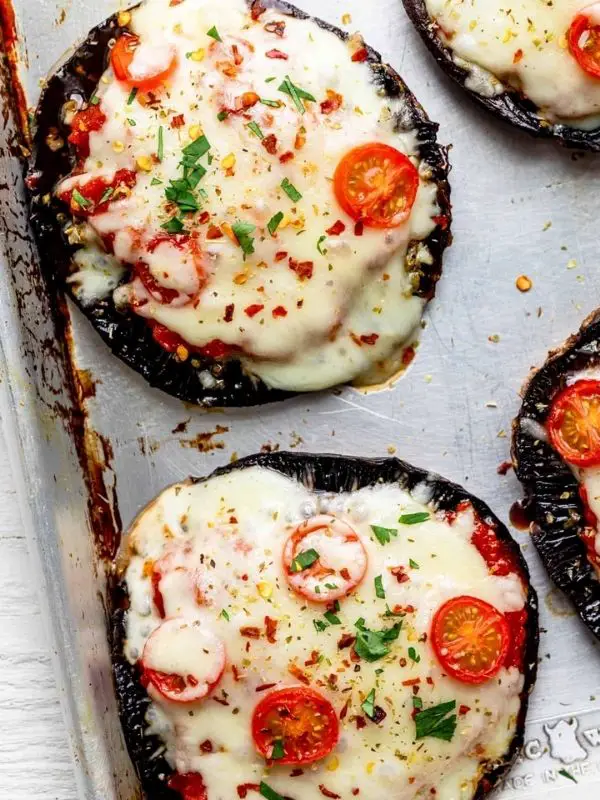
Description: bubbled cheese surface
xmin=124 ymin=466 xmax=526 ymax=800
xmin=425 ymin=0 xmax=600 ymax=124
xmin=61 ymin=0 xmax=441 ymax=392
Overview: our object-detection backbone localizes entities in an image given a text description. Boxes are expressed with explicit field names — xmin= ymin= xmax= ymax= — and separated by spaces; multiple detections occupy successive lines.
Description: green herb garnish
xmin=354 ymin=619 xmax=402 ymax=662
xmin=317 ymin=235 xmax=327 ymax=255
xmin=324 ymin=583 xmax=338 ymax=590
xmin=165 ymin=180 xmax=201 ymax=213
xmin=161 ymin=216 xmax=184 ymax=233
xmin=409 ymin=558 xmax=420 ymax=569
xmin=268 ymin=211 xmax=284 ymax=236
xmin=281 ymin=178 xmax=302 ymax=202
xmin=127 ymin=87 xmax=138 ymax=105
xmin=323 ymin=610 xmax=341 ymax=626
xmin=271 ymin=740 xmax=285 ymax=760
xmin=408 ymin=647 xmax=421 ymax=664
xmin=99 ymin=187 xmax=114 ymax=205
xmin=412 ymin=696 xmax=423 ymax=710
xmin=260 ymin=783 xmax=284 ymax=800
xmin=220 ymin=609 xmax=230 ymax=621
xmin=157 ymin=126 xmax=164 ymax=162
xmin=183 ymin=134 xmax=211 ymax=161
xmin=217 ymin=110 xmax=229 ymax=121
xmin=313 ymin=619 xmax=327 ymax=633
xmin=89 ymin=93 xmax=100 ymax=106
xmin=361 ymin=689 xmax=376 ymax=720
xmin=279 ymin=75 xmax=316 ymax=113
xmin=232 ymin=221 xmax=256 ymax=258
xmin=71 ymin=189 xmax=91 ymax=209
xmin=399 ymin=512 xmax=430 ymax=525
xmin=247 ymin=121 xmax=264 ymax=139
xmin=127 ymin=118 xmax=136 ymax=126
xmin=415 ymin=701 xmax=457 ymax=742
xmin=374 ymin=575 xmax=385 ymax=599
xmin=260 ymin=97 xmax=280 ymax=107
xmin=558 ymin=769 xmax=577 ymax=784
xmin=207 ymin=25 xmax=222 ymax=42
xmin=290 ymin=548 xmax=319 ymax=573
xmin=371 ymin=525 xmax=398 ymax=545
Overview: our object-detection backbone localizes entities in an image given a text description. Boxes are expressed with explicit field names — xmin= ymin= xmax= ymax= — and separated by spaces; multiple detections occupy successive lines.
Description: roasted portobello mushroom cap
xmin=112 ymin=451 xmax=539 ymax=800
xmin=27 ymin=0 xmax=451 ymax=407
xmin=402 ymin=0 xmax=600 ymax=150
xmin=513 ymin=309 xmax=600 ymax=639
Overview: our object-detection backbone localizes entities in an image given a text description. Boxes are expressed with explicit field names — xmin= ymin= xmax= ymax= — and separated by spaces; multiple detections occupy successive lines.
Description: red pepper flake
xmin=289 ymin=663 xmax=310 ymax=685
xmin=250 ymin=0 xmax=266 ymax=20
xmin=295 ymin=130 xmax=306 ymax=150
xmin=171 ymin=113 xmax=185 ymax=128
xmin=354 ymin=220 xmax=364 ymax=236
xmin=255 ymin=682 xmax=277 ymax=693
xmin=290 ymin=769 xmax=304 ymax=777
xmin=352 ymin=791 xmax=360 ymax=797
xmin=273 ymin=305 xmax=288 ymax=318
xmin=237 ymin=784 xmax=261 ymax=798
xmin=265 ymin=20 xmax=286 ymax=37
xmin=199 ymin=739 xmax=213 ymax=753
xmin=326 ymin=220 xmax=346 ymax=236
xmin=262 ymin=133 xmax=278 ymax=154
xmin=240 ymin=626 xmax=261 ymax=639
xmin=231 ymin=664 xmax=243 ymax=682
xmin=390 ymin=566 xmax=410 ymax=584
xmin=207 ymin=224 xmax=223 ymax=240
xmin=497 ymin=460 xmax=513 ymax=476
xmin=245 ymin=304 xmax=264 ymax=318
xmin=197 ymin=211 xmax=209 ymax=225
xmin=402 ymin=678 xmax=421 ymax=687
xmin=338 ymin=633 xmax=356 ymax=650
xmin=339 ymin=698 xmax=351 ymax=719
xmin=266 ymin=48 xmax=288 ymax=59
xmin=289 ymin=258 xmax=314 ymax=281
xmin=275 ymin=251 xmax=288 ymax=262
xmin=319 ymin=787 xmax=341 ymax=799
xmin=432 ymin=214 xmax=449 ymax=230
xmin=305 ymin=650 xmax=320 ymax=666
xmin=237 ymin=91 xmax=260 ymax=110
xmin=169 ymin=0 xmax=184 ymax=5
xmin=513 ymin=48 xmax=524 ymax=64
xmin=354 ymin=715 xmax=367 ymax=730
xmin=351 ymin=47 xmax=369 ymax=62
xmin=426 ymin=676 xmax=434 ymax=686
xmin=265 ymin=616 xmax=278 ymax=643
xmin=360 ymin=333 xmax=379 ymax=346
xmin=402 ymin=345 xmax=416 ymax=367
xmin=279 ymin=151 xmax=294 ymax=163
xmin=459 ymin=705 xmax=471 ymax=716
xmin=340 ymin=567 xmax=350 ymax=581
xmin=320 ymin=89 xmax=343 ymax=115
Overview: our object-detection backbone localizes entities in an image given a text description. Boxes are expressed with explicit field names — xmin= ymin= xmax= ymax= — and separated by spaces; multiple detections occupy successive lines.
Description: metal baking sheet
xmin=1 ymin=0 xmax=600 ymax=798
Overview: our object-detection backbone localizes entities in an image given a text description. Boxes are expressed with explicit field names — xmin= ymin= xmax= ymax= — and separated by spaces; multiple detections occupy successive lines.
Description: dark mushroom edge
xmin=110 ymin=450 xmax=539 ymax=799
xmin=27 ymin=0 xmax=452 ymax=408
xmin=401 ymin=0 xmax=600 ymax=151
xmin=513 ymin=308 xmax=600 ymax=639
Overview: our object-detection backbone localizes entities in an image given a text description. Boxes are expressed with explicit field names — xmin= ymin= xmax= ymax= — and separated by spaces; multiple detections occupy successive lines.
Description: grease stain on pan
xmin=545 ymin=587 xmax=577 ymax=619
xmin=179 ymin=424 xmax=229 ymax=452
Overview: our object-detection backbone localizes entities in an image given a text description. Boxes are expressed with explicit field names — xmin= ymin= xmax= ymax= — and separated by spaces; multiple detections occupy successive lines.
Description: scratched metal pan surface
xmin=1 ymin=0 xmax=600 ymax=798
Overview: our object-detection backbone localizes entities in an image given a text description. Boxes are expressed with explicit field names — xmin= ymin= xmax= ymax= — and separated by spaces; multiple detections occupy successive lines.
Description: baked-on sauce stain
xmin=509 ymin=500 xmax=532 ymax=531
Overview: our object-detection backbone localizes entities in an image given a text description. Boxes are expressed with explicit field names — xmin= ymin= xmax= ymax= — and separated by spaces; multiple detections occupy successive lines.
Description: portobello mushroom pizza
xmin=27 ymin=0 xmax=451 ymax=407
xmin=513 ymin=310 xmax=600 ymax=638
xmin=113 ymin=452 xmax=538 ymax=800
xmin=402 ymin=0 xmax=600 ymax=148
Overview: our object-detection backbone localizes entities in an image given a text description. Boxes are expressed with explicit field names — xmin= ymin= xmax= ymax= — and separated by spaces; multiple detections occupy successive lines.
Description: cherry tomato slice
xmin=141 ymin=619 xmax=226 ymax=703
xmin=111 ymin=33 xmax=178 ymax=91
xmin=568 ymin=7 xmax=600 ymax=79
xmin=333 ymin=142 xmax=419 ymax=228
xmin=547 ymin=379 xmax=600 ymax=467
xmin=68 ymin=105 xmax=106 ymax=160
xmin=431 ymin=596 xmax=510 ymax=685
xmin=251 ymin=687 xmax=339 ymax=765
xmin=167 ymin=772 xmax=207 ymax=800
xmin=282 ymin=515 xmax=368 ymax=603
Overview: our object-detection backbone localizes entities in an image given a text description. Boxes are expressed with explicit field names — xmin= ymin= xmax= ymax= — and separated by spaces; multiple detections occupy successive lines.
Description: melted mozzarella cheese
xmin=425 ymin=0 xmax=600 ymax=124
xmin=59 ymin=0 xmax=440 ymax=391
xmin=124 ymin=466 xmax=526 ymax=800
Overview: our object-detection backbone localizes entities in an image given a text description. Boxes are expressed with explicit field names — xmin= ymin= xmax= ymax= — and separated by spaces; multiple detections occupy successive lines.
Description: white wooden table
xmin=0 ymin=419 xmax=77 ymax=800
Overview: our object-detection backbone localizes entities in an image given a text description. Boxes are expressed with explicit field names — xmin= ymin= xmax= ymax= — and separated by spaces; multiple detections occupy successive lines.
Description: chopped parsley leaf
xmin=265 ymin=76 xmax=277 ymax=83
xmin=183 ymin=134 xmax=211 ymax=160
xmin=409 ymin=558 xmax=420 ymax=569
xmin=207 ymin=25 xmax=222 ymax=42
xmin=281 ymin=177 xmax=302 ymax=202
xmin=217 ymin=110 xmax=229 ymax=121
xmin=247 ymin=121 xmax=264 ymax=139
xmin=278 ymin=75 xmax=316 ymax=113
xmin=89 ymin=93 xmax=100 ymax=106
xmin=354 ymin=620 xmax=402 ymax=662
xmin=361 ymin=688 xmax=376 ymax=720
xmin=317 ymin=235 xmax=327 ymax=255
xmin=71 ymin=189 xmax=91 ymax=209
xmin=220 ymin=609 xmax=230 ymax=621
xmin=415 ymin=700 xmax=457 ymax=742
xmin=314 ymin=585 xmax=321 ymax=595
xmin=324 ymin=583 xmax=338 ymax=590
xmin=384 ymin=604 xmax=404 ymax=618
xmin=374 ymin=575 xmax=385 ymax=599
xmin=99 ymin=187 xmax=114 ymax=205
xmin=232 ymin=221 xmax=256 ymax=258
xmin=165 ymin=180 xmax=200 ymax=213
xmin=323 ymin=610 xmax=341 ymax=626
xmin=558 ymin=769 xmax=577 ymax=784
xmin=161 ymin=216 xmax=184 ymax=234
xmin=157 ymin=126 xmax=164 ymax=162
xmin=271 ymin=740 xmax=285 ymax=760
xmin=313 ymin=619 xmax=328 ymax=633
xmin=412 ymin=696 xmax=423 ymax=710
xmin=127 ymin=118 xmax=136 ymax=126
xmin=399 ymin=512 xmax=430 ymax=525
xmin=260 ymin=97 xmax=280 ymax=107
xmin=408 ymin=647 xmax=421 ymax=664
xmin=260 ymin=783 xmax=284 ymax=800
xmin=151 ymin=177 xmax=163 ymax=186
xmin=126 ymin=87 xmax=138 ymax=105
xmin=290 ymin=548 xmax=319 ymax=573
xmin=371 ymin=525 xmax=398 ymax=545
